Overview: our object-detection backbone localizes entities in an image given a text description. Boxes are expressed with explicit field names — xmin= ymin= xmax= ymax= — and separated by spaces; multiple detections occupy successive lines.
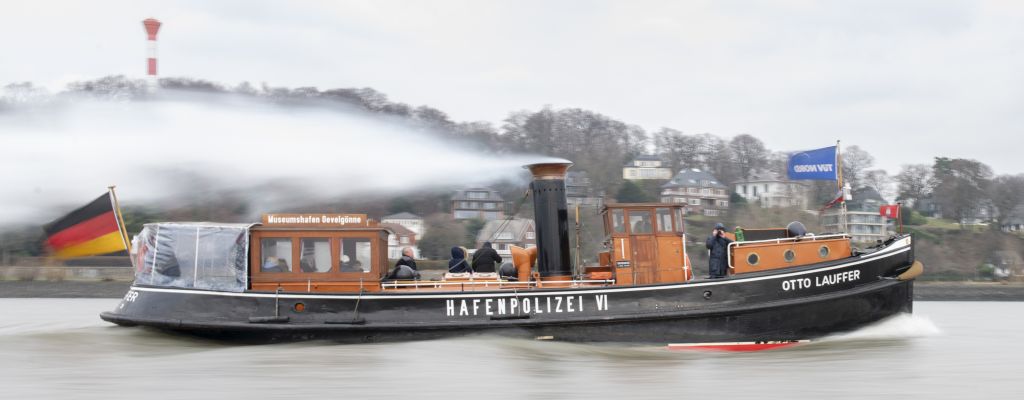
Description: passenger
xmin=471 ymin=241 xmax=502 ymax=273
xmin=340 ymin=255 xmax=365 ymax=272
xmin=395 ymin=247 xmax=417 ymax=270
xmin=448 ymin=246 xmax=471 ymax=273
xmin=299 ymin=257 xmax=316 ymax=272
xmin=499 ymin=262 xmax=517 ymax=281
xmin=706 ymin=222 xmax=733 ymax=279
xmin=262 ymin=256 xmax=288 ymax=273
xmin=386 ymin=247 xmax=420 ymax=280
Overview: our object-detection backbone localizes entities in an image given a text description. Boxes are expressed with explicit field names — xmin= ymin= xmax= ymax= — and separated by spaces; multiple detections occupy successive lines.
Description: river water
xmin=0 ymin=299 xmax=1019 ymax=399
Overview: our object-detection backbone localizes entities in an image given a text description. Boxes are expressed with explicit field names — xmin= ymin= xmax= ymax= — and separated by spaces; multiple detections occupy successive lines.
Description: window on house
xmin=484 ymin=202 xmax=496 ymax=209
xmin=689 ymin=198 xmax=701 ymax=206
xmin=467 ymin=191 xmax=489 ymax=199
xmin=526 ymin=231 xmax=535 ymax=239
xmin=496 ymin=232 xmax=513 ymax=240
xmin=400 ymin=236 xmax=409 ymax=244
xmin=454 ymin=210 xmax=477 ymax=219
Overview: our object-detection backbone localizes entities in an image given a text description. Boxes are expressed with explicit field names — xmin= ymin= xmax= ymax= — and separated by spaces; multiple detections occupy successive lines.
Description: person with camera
xmin=705 ymin=222 xmax=733 ymax=278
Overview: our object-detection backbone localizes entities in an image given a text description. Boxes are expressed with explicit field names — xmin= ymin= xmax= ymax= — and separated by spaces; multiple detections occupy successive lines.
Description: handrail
xmin=726 ymin=233 xmax=850 ymax=270
xmin=381 ymin=279 xmax=615 ymax=290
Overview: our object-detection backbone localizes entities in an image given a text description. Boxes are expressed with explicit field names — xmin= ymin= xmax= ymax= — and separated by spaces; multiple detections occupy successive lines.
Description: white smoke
xmin=0 ymin=91 xmax=558 ymax=225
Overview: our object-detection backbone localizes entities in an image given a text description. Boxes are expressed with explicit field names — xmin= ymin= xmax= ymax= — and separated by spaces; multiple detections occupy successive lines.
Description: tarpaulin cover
xmin=131 ymin=222 xmax=253 ymax=292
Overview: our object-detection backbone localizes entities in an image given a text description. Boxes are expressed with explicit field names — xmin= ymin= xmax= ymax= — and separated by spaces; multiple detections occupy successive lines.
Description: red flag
xmin=820 ymin=189 xmax=844 ymax=211
xmin=879 ymin=204 xmax=900 ymax=219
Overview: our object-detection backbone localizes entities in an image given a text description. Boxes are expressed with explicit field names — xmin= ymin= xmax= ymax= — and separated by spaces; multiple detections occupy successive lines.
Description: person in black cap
xmin=705 ymin=222 xmax=733 ymax=278
xmin=471 ymin=241 xmax=503 ymax=273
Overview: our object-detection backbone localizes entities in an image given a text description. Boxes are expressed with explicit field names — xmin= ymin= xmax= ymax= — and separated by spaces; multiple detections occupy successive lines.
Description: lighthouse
xmin=142 ymin=18 xmax=162 ymax=89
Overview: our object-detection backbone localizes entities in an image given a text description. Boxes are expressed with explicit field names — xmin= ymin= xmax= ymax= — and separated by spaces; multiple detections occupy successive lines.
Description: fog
xmin=0 ymin=91 xmax=554 ymax=225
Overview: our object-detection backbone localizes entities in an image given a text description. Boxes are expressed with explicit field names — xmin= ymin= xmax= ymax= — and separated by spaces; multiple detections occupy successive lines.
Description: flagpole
xmin=897 ymin=202 xmax=904 ymax=235
xmin=836 ymin=140 xmax=843 ymax=192
xmin=108 ymin=185 xmax=132 ymax=252
xmin=835 ymin=140 xmax=848 ymax=234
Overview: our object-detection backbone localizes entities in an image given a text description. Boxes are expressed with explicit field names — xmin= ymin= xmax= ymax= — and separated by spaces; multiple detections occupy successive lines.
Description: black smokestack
xmin=525 ymin=161 xmax=573 ymax=278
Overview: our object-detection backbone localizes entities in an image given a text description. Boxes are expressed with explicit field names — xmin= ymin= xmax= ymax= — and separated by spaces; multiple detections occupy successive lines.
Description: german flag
xmin=43 ymin=192 xmax=129 ymax=259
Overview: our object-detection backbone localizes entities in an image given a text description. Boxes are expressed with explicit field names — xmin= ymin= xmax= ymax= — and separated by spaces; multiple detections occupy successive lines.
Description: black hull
xmin=101 ymin=236 xmax=917 ymax=344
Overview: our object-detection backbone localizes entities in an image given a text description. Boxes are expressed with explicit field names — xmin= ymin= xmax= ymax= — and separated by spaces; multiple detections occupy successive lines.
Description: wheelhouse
xmin=598 ymin=203 xmax=692 ymax=285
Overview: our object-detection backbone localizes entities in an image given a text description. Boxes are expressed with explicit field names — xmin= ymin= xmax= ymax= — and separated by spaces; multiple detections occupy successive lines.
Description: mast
xmin=836 ymin=140 xmax=848 ymax=234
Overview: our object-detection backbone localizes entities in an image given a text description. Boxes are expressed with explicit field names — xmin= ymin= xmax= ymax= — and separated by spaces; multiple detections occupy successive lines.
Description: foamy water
xmin=0 ymin=300 xmax=1019 ymax=399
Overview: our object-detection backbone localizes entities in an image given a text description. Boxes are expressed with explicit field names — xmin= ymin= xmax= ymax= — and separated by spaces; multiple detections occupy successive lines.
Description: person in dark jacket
xmin=395 ymin=247 xmax=417 ymax=270
xmin=448 ymin=246 xmax=471 ymax=273
xmin=471 ymin=241 xmax=502 ymax=273
xmin=706 ymin=222 xmax=733 ymax=278
xmin=387 ymin=247 xmax=420 ymax=279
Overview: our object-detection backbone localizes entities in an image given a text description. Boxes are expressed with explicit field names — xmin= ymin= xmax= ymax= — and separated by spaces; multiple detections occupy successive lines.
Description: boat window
xmin=340 ymin=238 xmax=372 ymax=273
xmin=133 ymin=223 xmax=250 ymax=292
xmin=784 ymin=249 xmax=796 ymax=263
xmin=299 ymin=238 xmax=332 ymax=273
xmin=629 ymin=210 xmax=653 ymax=234
xmin=612 ymin=209 xmax=626 ymax=234
xmin=674 ymin=208 xmax=685 ymax=232
xmin=819 ymin=245 xmax=830 ymax=258
xmin=747 ymin=253 xmax=759 ymax=266
xmin=656 ymin=208 xmax=673 ymax=232
xmin=261 ymin=238 xmax=292 ymax=273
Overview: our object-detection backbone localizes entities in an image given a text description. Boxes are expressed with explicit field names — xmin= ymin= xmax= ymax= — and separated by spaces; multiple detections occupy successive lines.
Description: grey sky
xmin=3 ymin=0 xmax=1023 ymax=174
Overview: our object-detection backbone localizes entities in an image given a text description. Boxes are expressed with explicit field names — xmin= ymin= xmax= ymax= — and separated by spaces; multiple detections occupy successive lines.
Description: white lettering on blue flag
xmin=787 ymin=146 xmax=838 ymax=181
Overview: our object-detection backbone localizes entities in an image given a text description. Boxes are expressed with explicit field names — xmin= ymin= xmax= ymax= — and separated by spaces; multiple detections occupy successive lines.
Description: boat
xmin=100 ymin=161 xmax=923 ymax=344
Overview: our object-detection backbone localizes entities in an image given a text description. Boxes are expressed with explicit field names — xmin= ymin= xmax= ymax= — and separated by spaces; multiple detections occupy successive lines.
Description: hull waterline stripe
xmin=129 ymin=243 xmax=911 ymax=300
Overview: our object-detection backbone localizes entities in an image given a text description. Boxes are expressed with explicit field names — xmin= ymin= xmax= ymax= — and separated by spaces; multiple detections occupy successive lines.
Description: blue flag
xmin=787 ymin=146 xmax=838 ymax=180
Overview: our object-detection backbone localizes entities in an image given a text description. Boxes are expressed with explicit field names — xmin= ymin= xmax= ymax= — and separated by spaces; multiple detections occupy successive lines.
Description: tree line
xmin=3 ymin=76 xmax=1022 ymax=260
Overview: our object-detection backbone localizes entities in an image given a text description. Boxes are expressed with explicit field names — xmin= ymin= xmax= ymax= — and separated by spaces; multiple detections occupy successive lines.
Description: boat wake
xmin=818 ymin=312 xmax=942 ymax=343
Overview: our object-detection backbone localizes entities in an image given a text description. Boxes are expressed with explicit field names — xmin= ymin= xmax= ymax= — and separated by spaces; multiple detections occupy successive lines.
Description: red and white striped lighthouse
xmin=142 ymin=18 xmax=162 ymax=85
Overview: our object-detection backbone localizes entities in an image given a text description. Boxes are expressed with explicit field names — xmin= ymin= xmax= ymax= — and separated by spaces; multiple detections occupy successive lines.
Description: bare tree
xmin=728 ymin=134 xmax=769 ymax=182
xmin=896 ymin=164 xmax=933 ymax=209
xmin=931 ymin=157 xmax=993 ymax=226
xmin=989 ymin=174 xmax=1024 ymax=226
xmin=862 ymin=169 xmax=894 ymax=201
xmin=840 ymin=145 xmax=874 ymax=189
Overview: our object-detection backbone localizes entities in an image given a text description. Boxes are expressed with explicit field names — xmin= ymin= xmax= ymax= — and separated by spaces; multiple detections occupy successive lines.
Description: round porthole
xmin=819 ymin=245 xmax=830 ymax=258
xmin=784 ymin=249 xmax=796 ymax=263
xmin=293 ymin=302 xmax=306 ymax=313
xmin=747 ymin=253 xmax=759 ymax=266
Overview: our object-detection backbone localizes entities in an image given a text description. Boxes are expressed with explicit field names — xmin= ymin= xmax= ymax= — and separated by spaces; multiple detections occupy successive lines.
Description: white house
xmin=623 ymin=155 xmax=673 ymax=180
xmin=733 ymin=170 xmax=810 ymax=208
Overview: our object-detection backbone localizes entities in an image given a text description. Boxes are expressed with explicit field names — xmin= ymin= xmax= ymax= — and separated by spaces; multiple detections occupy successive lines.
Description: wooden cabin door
xmin=627 ymin=209 xmax=656 ymax=284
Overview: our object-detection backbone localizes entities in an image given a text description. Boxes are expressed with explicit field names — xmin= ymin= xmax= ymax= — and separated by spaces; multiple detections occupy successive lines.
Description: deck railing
xmin=381 ymin=279 xmax=616 ymax=291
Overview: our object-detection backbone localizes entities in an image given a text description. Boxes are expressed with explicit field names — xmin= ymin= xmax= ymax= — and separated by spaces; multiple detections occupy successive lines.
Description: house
xmin=733 ymin=170 xmax=810 ymax=208
xmin=1001 ymin=204 xmax=1024 ymax=233
xmin=660 ymin=168 xmax=729 ymax=216
xmin=822 ymin=187 xmax=888 ymax=244
xmin=917 ymin=196 xmax=993 ymax=225
xmin=382 ymin=212 xmax=425 ymax=237
xmin=566 ymin=171 xmax=604 ymax=209
xmin=381 ymin=222 xmax=419 ymax=259
xmin=451 ymin=188 xmax=506 ymax=220
xmin=474 ymin=218 xmax=536 ymax=258
xmin=622 ymin=155 xmax=673 ymax=180
xmin=988 ymin=250 xmax=1023 ymax=279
